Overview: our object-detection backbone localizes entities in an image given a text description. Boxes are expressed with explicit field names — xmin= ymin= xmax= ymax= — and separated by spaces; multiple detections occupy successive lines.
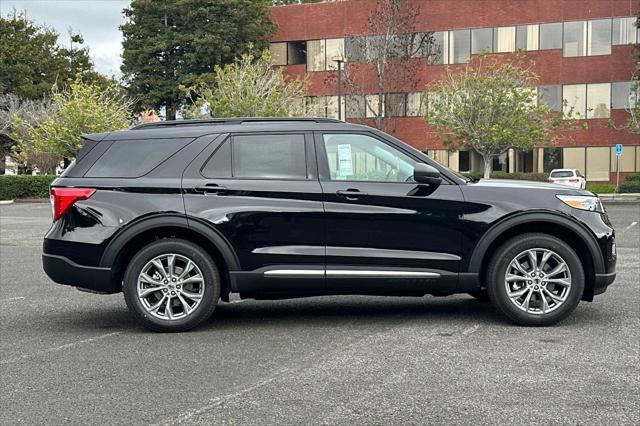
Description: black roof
xmin=86 ymin=118 xmax=370 ymax=141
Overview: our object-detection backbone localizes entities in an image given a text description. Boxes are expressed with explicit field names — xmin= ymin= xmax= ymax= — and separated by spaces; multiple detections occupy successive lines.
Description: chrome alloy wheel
xmin=137 ymin=254 xmax=205 ymax=321
xmin=504 ymin=248 xmax=572 ymax=315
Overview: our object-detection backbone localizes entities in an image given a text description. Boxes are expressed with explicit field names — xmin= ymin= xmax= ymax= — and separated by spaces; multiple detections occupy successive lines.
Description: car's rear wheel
xmin=123 ymin=239 xmax=220 ymax=332
xmin=486 ymin=233 xmax=584 ymax=326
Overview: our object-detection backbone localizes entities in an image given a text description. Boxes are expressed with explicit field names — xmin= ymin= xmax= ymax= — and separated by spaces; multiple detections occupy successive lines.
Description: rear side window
xmin=201 ymin=134 xmax=307 ymax=179
xmin=86 ymin=138 xmax=192 ymax=178
xmin=550 ymin=170 xmax=575 ymax=178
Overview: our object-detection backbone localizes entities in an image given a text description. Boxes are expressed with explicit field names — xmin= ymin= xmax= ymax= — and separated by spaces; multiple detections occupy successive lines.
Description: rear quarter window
xmin=85 ymin=138 xmax=193 ymax=178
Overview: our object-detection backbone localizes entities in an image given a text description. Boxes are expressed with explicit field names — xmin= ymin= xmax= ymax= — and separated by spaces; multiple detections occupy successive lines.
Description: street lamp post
xmin=332 ymin=52 xmax=344 ymax=121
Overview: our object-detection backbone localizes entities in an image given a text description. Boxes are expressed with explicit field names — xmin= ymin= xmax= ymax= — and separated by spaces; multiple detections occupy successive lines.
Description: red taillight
xmin=568 ymin=179 xmax=579 ymax=183
xmin=50 ymin=187 xmax=95 ymax=221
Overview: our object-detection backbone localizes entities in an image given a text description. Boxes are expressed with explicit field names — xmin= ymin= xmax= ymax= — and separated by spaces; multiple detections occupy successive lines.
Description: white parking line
xmin=623 ymin=221 xmax=638 ymax=231
xmin=0 ymin=296 xmax=26 ymax=303
xmin=0 ymin=331 xmax=122 ymax=365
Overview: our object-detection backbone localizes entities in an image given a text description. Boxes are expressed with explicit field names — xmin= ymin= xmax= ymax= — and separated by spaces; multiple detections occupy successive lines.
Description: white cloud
xmin=1 ymin=0 xmax=130 ymax=78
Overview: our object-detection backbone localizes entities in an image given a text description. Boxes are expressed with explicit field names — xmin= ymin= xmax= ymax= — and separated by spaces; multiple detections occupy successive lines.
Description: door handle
xmin=336 ymin=189 xmax=367 ymax=200
xmin=195 ymin=184 xmax=227 ymax=195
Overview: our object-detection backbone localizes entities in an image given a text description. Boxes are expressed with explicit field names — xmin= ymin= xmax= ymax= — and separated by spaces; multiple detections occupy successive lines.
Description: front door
xmin=183 ymin=132 xmax=325 ymax=293
xmin=315 ymin=132 xmax=465 ymax=293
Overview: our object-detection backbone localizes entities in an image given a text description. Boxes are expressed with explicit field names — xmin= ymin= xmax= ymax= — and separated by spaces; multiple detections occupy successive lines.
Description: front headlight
xmin=556 ymin=195 xmax=603 ymax=212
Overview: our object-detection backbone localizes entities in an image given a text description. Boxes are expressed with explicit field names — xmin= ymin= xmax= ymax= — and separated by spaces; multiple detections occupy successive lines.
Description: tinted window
xmin=201 ymin=139 xmax=231 ymax=178
xmin=86 ymin=138 xmax=192 ymax=178
xmin=233 ymin=134 xmax=307 ymax=179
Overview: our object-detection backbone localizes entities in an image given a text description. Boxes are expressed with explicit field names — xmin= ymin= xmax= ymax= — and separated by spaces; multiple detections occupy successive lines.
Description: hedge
xmin=619 ymin=181 xmax=640 ymax=193
xmin=0 ymin=175 xmax=56 ymax=200
xmin=461 ymin=171 xmax=548 ymax=181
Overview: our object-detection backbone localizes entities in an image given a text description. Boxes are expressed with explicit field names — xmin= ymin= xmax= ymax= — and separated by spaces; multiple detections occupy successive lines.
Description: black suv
xmin=43 ymin=118 xmax=616 ymax=331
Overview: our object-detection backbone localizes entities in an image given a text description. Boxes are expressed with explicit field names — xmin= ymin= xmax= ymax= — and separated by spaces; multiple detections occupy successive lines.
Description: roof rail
xmin=130 ymin=117 xmax=342 ymax=130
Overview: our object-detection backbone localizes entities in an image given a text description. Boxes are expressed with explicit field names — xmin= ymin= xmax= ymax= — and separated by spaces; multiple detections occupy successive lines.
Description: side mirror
xmin=414 ymin=163 xmax=442 ymax=185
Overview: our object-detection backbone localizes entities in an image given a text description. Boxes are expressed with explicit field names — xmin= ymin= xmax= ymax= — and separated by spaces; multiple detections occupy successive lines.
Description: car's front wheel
xmin=123 ymin=239 xmax=220 ymax=332
xmin=486 ymin=233 xmax=584 ymax=326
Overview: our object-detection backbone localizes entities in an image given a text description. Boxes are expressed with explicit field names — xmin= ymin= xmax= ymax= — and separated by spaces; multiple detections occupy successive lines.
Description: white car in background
xmin=548 ymin=168 xmax=587 ymax=189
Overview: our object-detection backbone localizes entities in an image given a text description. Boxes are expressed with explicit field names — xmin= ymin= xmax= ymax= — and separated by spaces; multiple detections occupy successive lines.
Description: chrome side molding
xmin=264 ymin=269 xmax=440 ymax=279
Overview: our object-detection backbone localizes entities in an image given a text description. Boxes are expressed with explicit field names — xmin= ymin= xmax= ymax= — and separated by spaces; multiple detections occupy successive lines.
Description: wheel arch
xmin=469 ymin=212 xmax=604 ymax=301
xmin=101 ymin=215 xmax=240 ymax=299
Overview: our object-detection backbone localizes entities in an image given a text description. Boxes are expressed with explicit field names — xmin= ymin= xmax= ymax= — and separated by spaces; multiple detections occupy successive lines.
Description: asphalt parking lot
xmin=0 ymin=202 xmax=638 ymax=425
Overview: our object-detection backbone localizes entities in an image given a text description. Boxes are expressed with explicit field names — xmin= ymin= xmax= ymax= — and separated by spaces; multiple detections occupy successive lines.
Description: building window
xmin=449 ymin=29 xmax=470 ymax=64
xmin=587 ymin=19 xmax=611 ymax=56
xmin=612 ymin=17 xmax=638 ymax=45
xmin=307 ymin=40 xmax=325 ymax=71
xmin=493 ymin=26 xmax=516 ymax=53
xmin=458 ymin=150 xmax=471 ymax=172
xmin=306 ymin=38 xmax=345 ymax=71
xmin=270 ymin=43 xmax=287 ymax=66
xmin=543 ymin=148 xmax=563 ymax=172
xmin=426 ymin=150 xmax=449 ymax=167
xmin=563 ymin=84 xmax=587 ymax=119
xmin=610 ymin=145 xmax=637 ymax=172
xmin=492 ymin=152 xmax=509 ymax=172
xmin=346 ymin=95 xmax=365 ymax=118
xmin=365 ymin=94 xmax=383 ymax=118
xmin=345 ymin=37 xmax=363 ymax=62
xmin=586 ymin=83 xmax=610 ymax=119
xmin=612 ymin=81 xmax=637 ymax=110
xmin=325 ymin=38 xmax=345 ymax=70
xmin=428 ymin=31 xmax=449 ymax=64
xmin=385 ymin=93 xmax=407 ymax=117
xmin=287 ymin=41 xmax=307 ymax=65
xmin=471 ymin=28 xmax=493 ymax=54
xmin=586 ymin=147 xmax=610 ymax=181
xmin=516 ymin=24 xmax=539 ymax=50
xmin=563 ymin=147 xmax=585 ymax=174
xmin=563 ymin=21 xmax=586 ymax=57
xmin=538 ymin=85 xmax=562 ymax=112
xmin=406 ymin=92 xmax=426 ymax=116
xmin=540 ymin=22 xmax=563 ymax=50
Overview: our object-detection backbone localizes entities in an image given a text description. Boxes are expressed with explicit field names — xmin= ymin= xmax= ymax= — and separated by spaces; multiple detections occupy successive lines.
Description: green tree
xmin=183 ymin=50 xmax=307 ymax=118
xmin=121 ymin=0 xmax=276 ymax=120
xmin=425 ymin=55 xmax=573 ymax=179
xmin=12 ymin=76 xmax=133 ymax=167
xmin=0 ymin=12 xmax=101 ymax=99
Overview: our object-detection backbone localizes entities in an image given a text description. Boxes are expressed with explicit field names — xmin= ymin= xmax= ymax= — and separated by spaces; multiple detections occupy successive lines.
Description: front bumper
xmin=42 ymin=253 xmax=120 ymax=294
xmin=593 ymin=272 xmax=616 ymax=296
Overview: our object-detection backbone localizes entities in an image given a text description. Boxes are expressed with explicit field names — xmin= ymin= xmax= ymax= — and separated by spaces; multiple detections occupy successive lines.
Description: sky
xmin=0 ymin=0 xmax=130 ymax=78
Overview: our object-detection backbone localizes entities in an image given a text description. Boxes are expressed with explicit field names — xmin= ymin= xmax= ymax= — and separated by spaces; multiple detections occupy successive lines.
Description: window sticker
xmin=337 ymin=143 xmax=353 ymax=178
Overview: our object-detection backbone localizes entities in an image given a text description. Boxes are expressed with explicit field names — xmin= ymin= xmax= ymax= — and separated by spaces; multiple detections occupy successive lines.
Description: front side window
xmin=322 ymin=134 xmax=416 ymax=182
xmin=233 ymin=134 xmax=306 ymax=179
xmin=540 ymin=22 xmax=563 ymax=50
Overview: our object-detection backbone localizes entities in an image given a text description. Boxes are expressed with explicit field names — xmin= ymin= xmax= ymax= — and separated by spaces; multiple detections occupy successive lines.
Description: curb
xmin=0 ymin=199 xmax=14 ymax=205
xmin=14 ymin=198 xmax=49 ymax=204
xmin=599 ymin=193 xmax=640 ymax=204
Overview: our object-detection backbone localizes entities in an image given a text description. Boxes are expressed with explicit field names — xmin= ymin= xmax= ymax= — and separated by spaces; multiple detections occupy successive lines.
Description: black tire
xmin=123 ymin=239 xmax=220 ymax=332
xmin=486 ymin=233 xmax=584 ymax=326
xmin=468 ymin=290 xmax=490 ymax=302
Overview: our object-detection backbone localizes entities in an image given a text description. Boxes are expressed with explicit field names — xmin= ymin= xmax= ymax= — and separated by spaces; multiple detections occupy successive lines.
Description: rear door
xmin=182 ymin=132 xmax=325 ymax=293
xmin=315 ymin=131 xmax=465 ymax=293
